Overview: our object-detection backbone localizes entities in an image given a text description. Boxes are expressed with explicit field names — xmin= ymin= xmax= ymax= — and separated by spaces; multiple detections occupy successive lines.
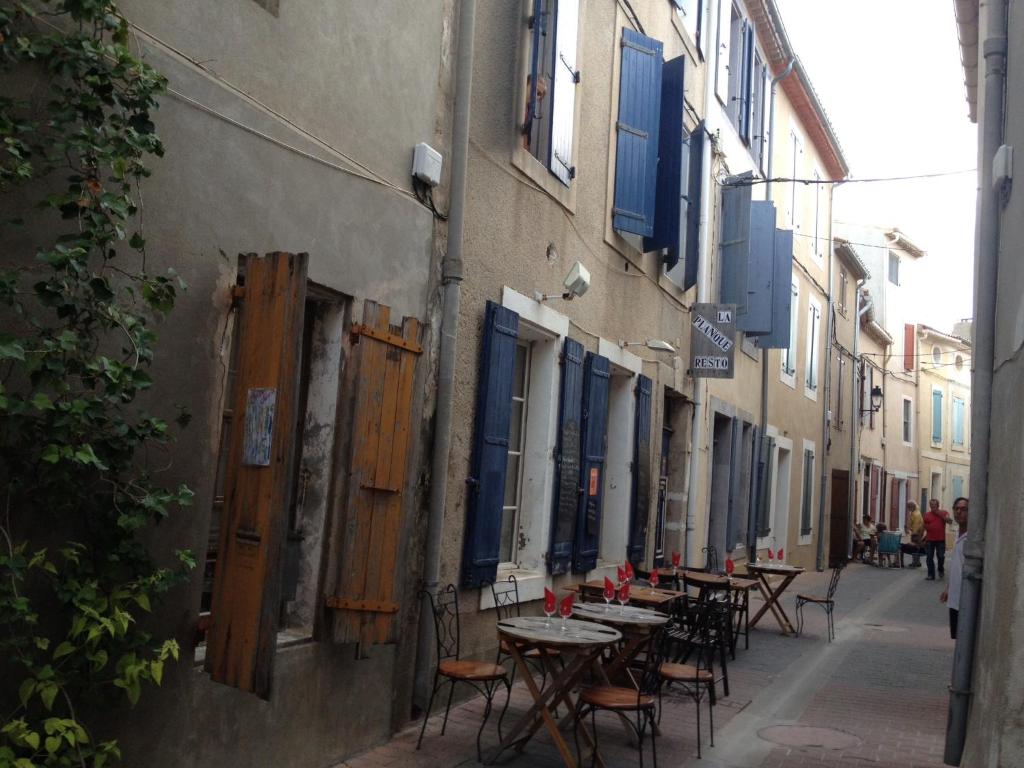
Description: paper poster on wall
xmin=242 ymin=388 xmax=277 ymax=466
xmin=589 ymin=467 xmax=599 ymax=496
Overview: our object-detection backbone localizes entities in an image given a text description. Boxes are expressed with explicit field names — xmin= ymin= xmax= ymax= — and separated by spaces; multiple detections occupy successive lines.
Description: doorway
xmin=829 ymin=470 xmax=850 ymax=567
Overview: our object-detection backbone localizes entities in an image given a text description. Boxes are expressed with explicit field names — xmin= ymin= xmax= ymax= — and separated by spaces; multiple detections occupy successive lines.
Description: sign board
xmin=690 ymin=303 xmax=737 ymax=379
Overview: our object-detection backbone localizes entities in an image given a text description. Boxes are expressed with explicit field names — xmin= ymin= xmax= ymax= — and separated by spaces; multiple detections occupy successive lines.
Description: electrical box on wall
xmin=412 ymin=143 xmax=442 ymax=187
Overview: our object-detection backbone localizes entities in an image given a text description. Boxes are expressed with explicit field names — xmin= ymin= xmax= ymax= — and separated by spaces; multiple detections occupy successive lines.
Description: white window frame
xmin=757 ymin=430 xmax=792 ymax=553
xmin=499 ymin=341 xmax=533 ymax=566
xmin=902 ymin=396 xmax=914 ymax=446
xmin=675 ymin=0 xmax=702 ymax=52
xmin=714 ymin=0 xmax=732 ymax=106
xmin=804 ymin=297 xmax=822 ymax=400
xmin=798 ymin=439 xmax=815 ymax=545
xmin=789 ymin=129 xmax=803 ymax=228
xmin=812 ymin=167 xmax=825 ymax=265
xmin=780 ymin=278 xmax=799 ymax=387
xmin=888 ymin=251 xmax=900 ymax=285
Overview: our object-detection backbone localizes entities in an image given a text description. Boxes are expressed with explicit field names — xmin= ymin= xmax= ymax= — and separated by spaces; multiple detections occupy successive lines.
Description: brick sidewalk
xmin=335 ymin=564 xmax=954 ymax=768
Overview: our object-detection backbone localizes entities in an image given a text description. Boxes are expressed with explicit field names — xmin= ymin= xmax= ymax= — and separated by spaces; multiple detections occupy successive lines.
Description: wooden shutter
xmin=684 ymin=123 xmax=705 ymax=290
xmin=743 ymin=201 xmax=777 ymax=334
xmin=725 ymin=417 xmax=742 ymax=551
xmin=550 ymin=0 xmax=579 ymax=184
xmin=889 ymin=477 xmax=899 ymax=530
xmin=904 ymin=324 xmax=915 ymax=370
xmin=738 ymin=22 xmax=754 ymax=143
xmin=869 ymin=465 xmax=879 ymax=519
xmin=800 ymin=449 xmax=814 ymax=535
xmin=549 ymin=338 xmax=585 ymax=575
xmin=462 ymin=301 xmax=519 ymax=588
xmin=573 ymin=353 xmax=611 ymax=572
xmin=627 ymin=374 xmax=653 ymax=565
xmin=720 ymin=172 xmax=753 ymax=316
xmin=206 ymin=251 xmax=308 ymax=699
xmin=932 ymin=389 xmax=943 ymax=443
xmin=327 ymin=301 xmax=422 ymax=650
xmin=756 ymin=436 xmax=775 ymax=536
xmin=613 ymin=28 xmax=664 ymax=236
xmin=643 ymin=55 xmax=687 ymax=262
xmin=756 ymin=228 xmax=794 ymax=349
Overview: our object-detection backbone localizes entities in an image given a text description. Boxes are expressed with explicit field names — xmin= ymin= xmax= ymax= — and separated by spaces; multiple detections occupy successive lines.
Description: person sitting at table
xmin=853 ymin=515 xmax=878 ymax=564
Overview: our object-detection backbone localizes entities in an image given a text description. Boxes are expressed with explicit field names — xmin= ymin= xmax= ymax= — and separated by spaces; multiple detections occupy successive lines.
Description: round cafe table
xmin=489 ymin=616 xmax=621 ymax=768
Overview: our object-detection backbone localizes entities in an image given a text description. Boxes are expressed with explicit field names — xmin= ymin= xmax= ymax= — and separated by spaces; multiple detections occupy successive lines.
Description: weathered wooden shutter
xmin=684 ymin=123 xmax=705 ymax=290
xmin=720 ymin=172 xmax=753 ymax=316
xmin=904 ymin=324 xmax=915 ymax=370
xmin=550 ymin=0 xmax=580 ymax=184
xmin=643 ymin=55 xmax=686 ymax=263
xmin=746 ymin=425 xmax=760 ymax=548
xmin=206 ymin=251 xmax=308 ymax=699
xmin=932 ymin=389 xmax=943 ymax=443
xmin=889 ymin=477 xmax=899 ymax=530
xmin=613 ymin=28 xmax=664 ymax=236
xmin=524 ymin=0 xmax=544 ymax=138
xmin=756 ymin=436 xmax=775 ymax=536
xmin=462 ymin=301 xmax=519 ymax=588
xmin=738 ymin=22 xmax=754 ymax=143
xmin=573 ymin=353 xmax=610 ymax=572
xmin=327 ymin=301 xmax=422 ymax=650
xmin=549 ymin=337 xmax=585 ymax=575
xmin=744 ymin=201 xmax=778 ymax=335
xmin=627 ymin=374 xmax=653 ymax=565
xmin=800 ymin=449 xmax=814 ymax=535
xmin=869 ymin=464 xmax=880 ymax=518
xmin=756 ymin=228 xmax=794 ymax=349
xmin=725 ymin=417 xmax=742 ymax=552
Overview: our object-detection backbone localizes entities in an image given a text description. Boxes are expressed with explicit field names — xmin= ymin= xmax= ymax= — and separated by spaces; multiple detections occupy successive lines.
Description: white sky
xmin=774 ymin=0 xmax=978 ymax=333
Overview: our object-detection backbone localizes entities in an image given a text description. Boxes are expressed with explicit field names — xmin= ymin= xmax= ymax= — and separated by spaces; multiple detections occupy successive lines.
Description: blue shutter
xmin=720 ymin=171 xmax=753 ymax=314
xmin=756 ymin=228 xmax=794 ymax=348
xmin=953 ymin=475 xmax=963 ymax=500
xmin=523 ymin=0 xmax=544 ymax=140
xmin=743 ymin=200 xmax=777 ymax=334
xmin=725 ymin=417 xmax=742 ymax=553
xmin=932 ymin=390 xmax=943 ymax=443
xmin=953 ymin=398 xmax=965 ymax=445
xmin=462 ymin=301 xmax=519 ymax=588
xmin=800 ymin=449 xmax=814 ymax=535
xmin=627 ymin=374 xmax=653 ymax=565
xmin=684 ymin=123 xmax=705 ymax=291
xmin=746 ymin=425 xmax=760 ymax=550
xmin=643 ymin=55 xmax=687 ymax=267
xmin=613 ymin=29 xmax=664 ymax=236
xmin=739 ymin=22 xmax=754 ymax=143
xmin=573 ymin=353 xmax=611 ymax=572
xmin=548 ymin=337 xmax=585 ymax=575
xmin=756 ymin=436 xmax=775 ymax=536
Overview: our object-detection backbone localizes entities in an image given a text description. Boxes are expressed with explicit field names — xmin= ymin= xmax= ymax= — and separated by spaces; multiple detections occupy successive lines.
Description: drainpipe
xmin=945 ymin=0 xmax=1006 ymax=762
xmin=747 ymin=57 xmax=796 ymax=564
xmin=848 ymin=285 xmax=869 ymax=558
xmin=414 ymin=0 xmax=475 ymax=707
xmin=815 ymin=201 xmax=836 ymax=571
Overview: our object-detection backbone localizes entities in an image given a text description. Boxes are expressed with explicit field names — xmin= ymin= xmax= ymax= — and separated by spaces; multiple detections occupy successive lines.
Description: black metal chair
xmin=574 ymin=628 xmax=666 ymax=768
xmin=795 ymin=562 xmax=846 ymax=641
xmin=659 ymin=597 xmax=719 ymax=759
xmin=489 ymin=575 xmax=560 ymax=686
xmin=702 ymin=545 xmax=720 ymax=574
xmin=416 ymin=584 xmax=511 ymax=761
xmin=676 ymin=574 xmax=730 ymax=698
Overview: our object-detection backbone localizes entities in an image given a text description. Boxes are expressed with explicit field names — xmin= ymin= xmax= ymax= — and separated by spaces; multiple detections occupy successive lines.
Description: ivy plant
xmin=1 ymin=2 xmax=194 ymax=766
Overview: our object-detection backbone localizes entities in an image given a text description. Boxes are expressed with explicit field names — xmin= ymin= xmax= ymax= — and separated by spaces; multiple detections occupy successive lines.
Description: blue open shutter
xmin=643 ymin=55 xmax=686 ymax=267
xmin=627 ymin=374 xmax=653 ymax=565
xmin=725 ymin=418 xmax=742 ymax=553
xmin=756 ymin=228 xmax=794 ymax=349
xmin=613 ymin=29 xmax=663 ymax=237
xmin=738 ymin=22 xmax=755 ymax=143
xmin=684 ymin=123 xmax=705 ymax=290
xmin=462 ymin=301 xmax=519 ymax=588
xmin=720 ymin=172 xmax=753 ymax=313
xmin=549 ymin=337 xmax=585 ymax=575
xmin=953 ymin=475 xmax=963 ymax=500
xmin=932 ymin=390 xmax=943 ymax=443
xmin=756 ymin=436 xmax=775 ymax=536
xmin=746 ymin=425 xmax=760 ymax=551
xmin=744 ymin=200 xmax=777 ymax=334
xmin=573 ymin=353 xmax=610 ymax=572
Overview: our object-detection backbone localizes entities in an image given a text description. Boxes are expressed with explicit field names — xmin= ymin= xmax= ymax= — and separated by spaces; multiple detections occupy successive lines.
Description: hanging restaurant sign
xmin=690 ymin=303 xmax=737 ymax=379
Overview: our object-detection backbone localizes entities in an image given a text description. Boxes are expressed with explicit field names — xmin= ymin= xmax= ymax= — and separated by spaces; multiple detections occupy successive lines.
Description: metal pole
xmin=848 ymin=281 xmax=866 ymax=560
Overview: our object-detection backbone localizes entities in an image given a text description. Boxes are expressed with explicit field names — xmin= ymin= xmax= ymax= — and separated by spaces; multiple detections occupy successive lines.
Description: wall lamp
xmin=534 ymin=260 xmax=591 ymax=302
xmin=860 ymin=385 xmax=883 ymax=414
xmin=619 ymin=339 xmax=677 ymax=354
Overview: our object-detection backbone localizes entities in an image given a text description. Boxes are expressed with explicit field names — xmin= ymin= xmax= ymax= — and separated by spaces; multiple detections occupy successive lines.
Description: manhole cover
xmin=758 ymin=725 xmax=863 ymax=750
xmin=862 ymin=623 xmax=909 ymax=633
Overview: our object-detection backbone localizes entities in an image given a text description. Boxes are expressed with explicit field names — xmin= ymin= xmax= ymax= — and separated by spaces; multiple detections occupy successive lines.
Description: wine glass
xmin=543 ymin=588 xmax=557 ymax=628
xmin=603 ymin=577 xmax=616 ymax=610
xmin=559 ymin=594 xmax=574 ymax=632
xmin=617 ymin=583 xmax=630 ymax=608
xmin=671 ymin=551 xmax=681 ymax=578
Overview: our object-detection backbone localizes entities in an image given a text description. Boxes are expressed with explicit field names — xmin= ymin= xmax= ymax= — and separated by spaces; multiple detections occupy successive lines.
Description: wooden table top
xmin=496 ymin=616 xmax=622 ymax=647
xmin=570 ymin=580 xmax=684 ymax=606
xmin=572 ymin=601 xmax=669 ymax=627
xmin=745 ymin=563 xmax=805 ymax=576
xmin=681 ymin=570 xmax=758 ymax=590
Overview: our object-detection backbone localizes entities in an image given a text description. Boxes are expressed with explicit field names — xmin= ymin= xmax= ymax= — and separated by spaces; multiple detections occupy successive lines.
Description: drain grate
xmin=758 ymin=725 xmax=863 ymax=750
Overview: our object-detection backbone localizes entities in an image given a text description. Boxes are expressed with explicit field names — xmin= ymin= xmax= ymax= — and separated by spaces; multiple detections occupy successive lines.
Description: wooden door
xmin=828 ymin=470 xmax=850 ymax=567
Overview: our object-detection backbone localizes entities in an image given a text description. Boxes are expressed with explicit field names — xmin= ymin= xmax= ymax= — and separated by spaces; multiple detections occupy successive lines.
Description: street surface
xmin=337 ymin=564 xmax=953 ymax=768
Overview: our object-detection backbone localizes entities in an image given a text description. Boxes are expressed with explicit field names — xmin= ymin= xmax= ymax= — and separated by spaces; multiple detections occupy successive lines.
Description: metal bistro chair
xmin=490 ymin=575 xmax=560 ymax=687
xmin=416 ymin=584 xmax=511 ymax=761
xmin=702 ymin=545 xmax=721 ymax=574
xmin=574 ymin=628 xmax=666 ymax=768
xmin=794 ymin=562 xmax=846 ymax=642
xmin=676 ymin=573 xmax=730 ymax=698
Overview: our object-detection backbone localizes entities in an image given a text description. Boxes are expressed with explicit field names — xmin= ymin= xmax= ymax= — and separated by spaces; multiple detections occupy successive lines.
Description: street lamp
xmin=860 ymin=385 xmax=883 ymax=415
xmin=619 ymin=339 xmax=676 ymax=353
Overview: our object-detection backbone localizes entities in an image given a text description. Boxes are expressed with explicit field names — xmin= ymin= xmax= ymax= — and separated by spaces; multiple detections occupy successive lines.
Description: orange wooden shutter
xmin=206 ymin=252 xmax=308 ymax=698
xmin=327 ymin=301 xmax=421 ymax=651
xmin=904 ymin=324 xmax=915 ymax=371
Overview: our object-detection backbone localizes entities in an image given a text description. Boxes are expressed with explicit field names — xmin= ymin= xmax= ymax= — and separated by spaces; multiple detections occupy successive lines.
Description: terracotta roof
xmin=953 ymin=0 xmax=980 ymax=122
xmin=833 ymin=238 xmax=870 ymax=280
xmin=918 ymin=323 xmax=972 ymax=349
xmin=886 ymin=228 xmax=927 ymax=259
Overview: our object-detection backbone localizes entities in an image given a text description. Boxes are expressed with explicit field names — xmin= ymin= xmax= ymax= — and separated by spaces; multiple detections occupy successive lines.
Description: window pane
xmin=513 ymin=344 xmax=528 ymax=398
xmin=504 ymin=453 xmax=521 ymax=508
xmin=509 ymin=399 xmax=525 ymax=450
xmin=499 ymin=506 xmax=516 ymax=563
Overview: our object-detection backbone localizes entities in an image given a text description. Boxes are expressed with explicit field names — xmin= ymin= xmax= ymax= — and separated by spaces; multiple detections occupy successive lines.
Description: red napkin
xmin=544 ymin=587 xmax=556 ymax=615
xmin=649 ymin=569 xmax=659 ymax=587
xmin=616 ymin=565 xmax=626 ymax=584
xmin=559 ymin=593 xmax=575 ymax=618
xmin=671 ymin=551 xmax=681 ymax=568
xmin=767 ymin=548 xmax=774 ymax=560
xmin=625 ymin=561 xmax=635 ymax=581
xmin=603 ymin=576 xmax=616 ymax=599
xmin=725 ymin=558 xmax=735 ymax=575
xmin=777 ymin=548 xmax=784 ymax=560
xmin=617 ymin=583 xmax=631 ymax=603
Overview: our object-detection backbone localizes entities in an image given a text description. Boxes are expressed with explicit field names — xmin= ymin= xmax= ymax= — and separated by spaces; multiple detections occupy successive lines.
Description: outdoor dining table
xmin=744 ymin=562 xmax=806 ymax=635
xmin=490 ymin=615 xmax=622 ymax=768
xmin=680 ymin=570 xmax=758 ymax=654
xmin=569 ymin=580 xmax=685 ymax=611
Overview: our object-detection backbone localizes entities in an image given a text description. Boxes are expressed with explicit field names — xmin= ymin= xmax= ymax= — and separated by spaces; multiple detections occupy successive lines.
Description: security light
xmin=619 ymin=339 xmax=677 ymax=353
xmin=534 ymin=260 xmax=591 ymax=302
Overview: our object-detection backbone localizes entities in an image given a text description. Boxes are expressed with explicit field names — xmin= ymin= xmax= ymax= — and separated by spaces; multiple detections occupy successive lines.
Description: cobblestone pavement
xmin=334 ymin=563 xmax=953 ymax=768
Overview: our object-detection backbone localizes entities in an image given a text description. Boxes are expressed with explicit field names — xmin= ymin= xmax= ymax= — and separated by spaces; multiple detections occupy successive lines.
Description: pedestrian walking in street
xmin=923 ymin=498 xmax=952 ymax=580
xmin=900 ymin=501 xmax=925 ymax=567
xmin=941 ymin=498 xmax=969 ymax=638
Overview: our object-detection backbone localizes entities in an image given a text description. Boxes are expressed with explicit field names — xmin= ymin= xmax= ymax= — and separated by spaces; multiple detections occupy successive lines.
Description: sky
xmin=774 ymin=0 xmax=978 ymax=334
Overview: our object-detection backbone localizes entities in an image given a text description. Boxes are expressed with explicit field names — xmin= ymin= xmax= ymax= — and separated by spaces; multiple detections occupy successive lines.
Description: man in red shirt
xmin=923 ymin=498 xmax=952 ymax=580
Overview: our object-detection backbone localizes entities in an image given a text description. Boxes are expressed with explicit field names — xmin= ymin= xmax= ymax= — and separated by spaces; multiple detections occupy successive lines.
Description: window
xmin=888 ymin=251 xmax=900 ymax=285
xmin=789 ymin=130 xmax=803 ymax=228
xmin=500 ymin=342 xmax=532 ymax=564
xmin=837 ymin=267 xmax=848 ymax=315
xmin=835 ymin=355 xmax=845 ymax=430
xmin=952 ymin=396 xmax=966 ymax=446
xmin=955 ymin=354 xmax=964 ymax=370
xmin=932 ymin=388 xmax=944 ymax=444
xmin=805 ymin=299 xmax=821 ymax=394
xmin=952 ymin=475 xmax=964 ymax=500
xmin=523 ymin=0 xmax=579 ymax=186
xmin=751 ymin=54 xmax=768 ymax=170
xmin=800 ymin=445 xmax=815 ymax=536
xmin=903 ymin=397 xmax=913 ymax=444
xmin=720 ymin=2 xmax=756 ymax=141
xmin=714 ymin=0 xmax=732 ymax=105
xmin=812 ymin=168 xmax=824 ymax=261
xmin=932 ymin=345 xmax=942 ymax=364
xmin=781 ymin=278 xmax=799 ymax=379
xmin=674 ymin=0 xmax=703 ymax=53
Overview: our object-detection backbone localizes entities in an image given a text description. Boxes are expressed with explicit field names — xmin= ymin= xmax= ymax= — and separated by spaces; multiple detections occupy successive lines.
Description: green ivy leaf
xmin=45 ymin=735 xmax=61 ymax=754
xmin=30 ymin=392 xmax=54 ymax=410
xmin=39 ymin=682 xmax=58 ymax=711
xmin=18 ymin=679 xmax=35 ymax=707
xmin=53 ymin=641 xmax=75 ymax=659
